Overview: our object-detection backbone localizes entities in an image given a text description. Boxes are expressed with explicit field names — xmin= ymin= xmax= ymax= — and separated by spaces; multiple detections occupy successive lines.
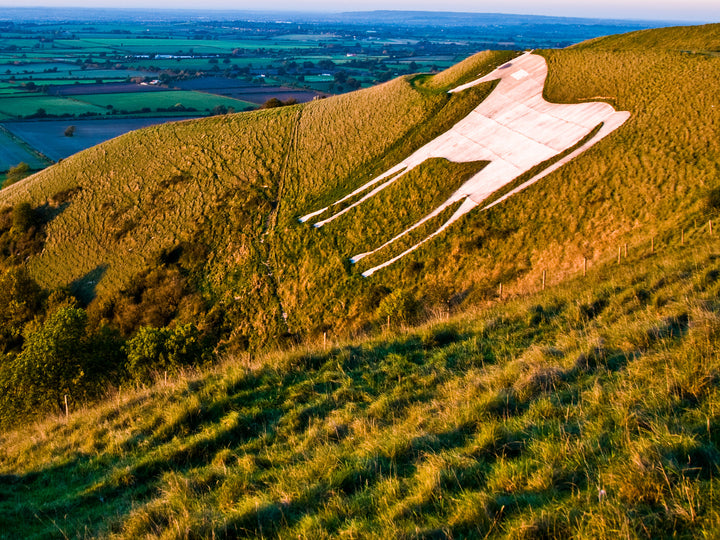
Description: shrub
xmin=706 ymin=186 xmax=720 ymax=213
xmin=125 ymin=324 xmax=204 ymax=382
xmin=0 ymin=268 xmax=45 ymax=352
xmin=11 ymin=202 xmax=38 ymax=232
xmin=9 ymin=306 xmax=98 ymax=416
xmin=2 ymin=162 xmax=30 ymax=188
xmin=376 ymin=290 xmax=419 ymax=324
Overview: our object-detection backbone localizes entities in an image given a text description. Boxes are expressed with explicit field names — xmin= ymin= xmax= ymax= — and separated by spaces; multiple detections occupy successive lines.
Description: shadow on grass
xmin=70 ymin=264 xmax=108 ymax=305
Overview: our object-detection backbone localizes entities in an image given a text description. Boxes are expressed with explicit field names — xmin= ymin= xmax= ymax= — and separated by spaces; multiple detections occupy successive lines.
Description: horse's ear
xmin=449 ymin=63 xmax=505 ymax=93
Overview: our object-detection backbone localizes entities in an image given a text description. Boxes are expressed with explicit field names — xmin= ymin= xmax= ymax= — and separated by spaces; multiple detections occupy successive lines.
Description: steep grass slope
xmin=1 ymin=229 xmax=719 ymax=539
xmin=1 ymin=24 xmax=719 ymax=355
xmin=0 ymin=50 xmax=514 ymax=349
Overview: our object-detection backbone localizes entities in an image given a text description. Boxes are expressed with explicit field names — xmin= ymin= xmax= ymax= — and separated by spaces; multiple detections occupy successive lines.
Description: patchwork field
xmin=0 ymin=95 xmax=106 ymax=119
xmin=0 ymin=127 xmax=48 ymax=171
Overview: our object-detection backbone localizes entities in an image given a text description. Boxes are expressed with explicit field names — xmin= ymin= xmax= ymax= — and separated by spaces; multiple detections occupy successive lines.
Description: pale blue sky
xmin=3 ymin=1 xmax=719 ymax=23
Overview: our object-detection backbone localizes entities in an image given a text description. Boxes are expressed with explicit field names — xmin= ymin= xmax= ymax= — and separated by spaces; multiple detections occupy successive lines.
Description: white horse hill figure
xmin=300 ymin=52 xmax=631 ymax=276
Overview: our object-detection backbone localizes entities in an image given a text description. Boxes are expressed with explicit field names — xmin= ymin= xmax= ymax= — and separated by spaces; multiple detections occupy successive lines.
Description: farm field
xmin=0 ymin=95 xmax=106 ymax=119
xmin=0 ymin=127 xmax=48 ymax=171
xmin=70 ymin=90 xmax=256 ymax=113
xmin=1 ymin=116 xmax=197 ymax=162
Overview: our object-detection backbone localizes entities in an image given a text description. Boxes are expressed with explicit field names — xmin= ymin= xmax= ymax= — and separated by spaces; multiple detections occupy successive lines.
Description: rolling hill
xmin=1 ymin=22 xmax=720 ymax=539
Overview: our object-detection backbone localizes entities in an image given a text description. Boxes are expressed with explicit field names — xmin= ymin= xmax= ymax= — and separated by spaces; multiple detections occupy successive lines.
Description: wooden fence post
xmin=710 ymin=220 xmax=714 ymax=235
xmin=583 ymin=257 xmax=587 ymax=277
xmin=498 ymin=282 xmax=503 ymax=299
xmin=618 ymin=246 xmax=621 ymax=264
xmin=323 ymin=332 xmax=327 ymax=350
xmin=624 ymin=243 xmax=628 ymax=258
xmin=651 ymin=236 xmax=655 ymax=254
xmin=64 ymin=394 xmax=69 ymax=420
xmin=542 ymin=270 xmax=546 ymax=291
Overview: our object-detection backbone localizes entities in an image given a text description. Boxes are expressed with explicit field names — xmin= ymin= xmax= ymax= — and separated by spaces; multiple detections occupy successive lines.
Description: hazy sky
xmin=4 ymin=1 xmax=719 ymax=23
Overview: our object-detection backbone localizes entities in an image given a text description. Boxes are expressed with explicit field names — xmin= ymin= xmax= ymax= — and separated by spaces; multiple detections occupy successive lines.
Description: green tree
xmin=12 ymin=306 xmax=91 ymax=413
xmin=3 ymin=162 xmax=30 ymax=188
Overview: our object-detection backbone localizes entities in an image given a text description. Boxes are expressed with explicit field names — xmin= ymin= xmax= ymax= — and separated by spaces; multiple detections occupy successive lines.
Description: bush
xmin=10 ymin=307 xmax=94 ymax=414
xmin=0 ymin=268 xmax=45 ymax=352
xmin=706 ymin=187 xmax=720 ymax=213
xmin=12 ymin=202 xmax=38 ymax=232
xmin=125 ymin=324 xmax=204 ymax=382
xmin=376 ymin=290 xmax=419 ymax=324
xmin=2 ymin=162 xmax=30 ymax=188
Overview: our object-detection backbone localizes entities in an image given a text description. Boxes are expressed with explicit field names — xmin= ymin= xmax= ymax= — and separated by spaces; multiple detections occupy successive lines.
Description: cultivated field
xmin=0 ymin=126 xmax=48 ymax=170
xmin=1 ymin=117 xmax=198 ymax=162
xmin=69 ymin=90 xmax=256 ymax=113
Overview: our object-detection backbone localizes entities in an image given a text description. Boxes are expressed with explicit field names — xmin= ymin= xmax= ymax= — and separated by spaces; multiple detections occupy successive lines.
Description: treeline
xmin=0 ymin=203 xmax=218 ymax=428
xmin=0 ymin=266 xmax=214 ymax=427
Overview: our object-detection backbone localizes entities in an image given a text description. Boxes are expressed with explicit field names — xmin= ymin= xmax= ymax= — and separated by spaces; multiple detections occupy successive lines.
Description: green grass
xmin=71 ymin=90 xmax=256 ymax=113
xmin=1 ymin=230 xmax=719 ymax=538
xmin=0 ymin=95 xmax=106 ymax=118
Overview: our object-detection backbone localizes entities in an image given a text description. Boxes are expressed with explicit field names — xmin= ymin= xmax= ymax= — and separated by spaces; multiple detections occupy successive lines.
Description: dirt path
xmin=260 ymin=107 xmax=302 ymax=333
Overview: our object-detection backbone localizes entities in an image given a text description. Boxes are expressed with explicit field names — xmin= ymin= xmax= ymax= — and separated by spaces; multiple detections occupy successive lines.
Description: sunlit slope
xmin=0 ymin=74 xmax=439 ymax=296
xmin=0 ymin=50 xmax=513 ymax=345
xmin=1 ymin=21 xmax=720 ymax=347
xmin=275 ymin=24 xmax=720 ymax=339
xmin=2 ymin=232 xmax=720 ymax=539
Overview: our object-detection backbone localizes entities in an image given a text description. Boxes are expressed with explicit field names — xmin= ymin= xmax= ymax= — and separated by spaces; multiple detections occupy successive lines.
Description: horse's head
xmin=449 ymin=51 xmax=537 ymax=94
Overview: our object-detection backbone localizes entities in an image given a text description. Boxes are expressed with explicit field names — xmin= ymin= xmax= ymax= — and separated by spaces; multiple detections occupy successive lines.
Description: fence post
xmin=498 ymin=282 xmax=503 ymax=299
xmin=710 ymin=220 xmax=714 ymax=235
xmin=681 ymin=228 xmax=684 ymax=246
xmin=323 ymin=332 xmax=327 ymax=350
xmin=64 ymin=394 xmax=69 ymax=420
xmin=651 ymin=236 xmax=655 ymax=254
xmin=583 ymin=257 xmax=587 ymax=277
xmin=542 ymin=270 xmax=546 ymax=291
xmin=624 ymin=243 xmax=628 ymax=258
xmin=618 ymin=246 xmax=621 ymax=264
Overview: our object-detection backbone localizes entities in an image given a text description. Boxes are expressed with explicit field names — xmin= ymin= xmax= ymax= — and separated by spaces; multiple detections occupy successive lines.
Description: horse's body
xmin=301 ymin=52 xmax=631 ymax=276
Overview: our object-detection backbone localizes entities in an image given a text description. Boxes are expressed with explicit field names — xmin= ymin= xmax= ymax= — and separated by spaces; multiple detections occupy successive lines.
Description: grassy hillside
xmin=0 ymin=50 xmax=514 ymax=351
xmin=1 ymin=228 xmax=719 ymax=539
xmin=1 ymin=22 xmax=720 ymax=539
xmin=1 ymin=24 xmax=718 ymax=361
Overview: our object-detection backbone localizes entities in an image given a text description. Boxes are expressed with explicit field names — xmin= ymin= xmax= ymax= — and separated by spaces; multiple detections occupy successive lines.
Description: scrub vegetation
xmin=1 ymin=23 xmax=720 ymax=538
